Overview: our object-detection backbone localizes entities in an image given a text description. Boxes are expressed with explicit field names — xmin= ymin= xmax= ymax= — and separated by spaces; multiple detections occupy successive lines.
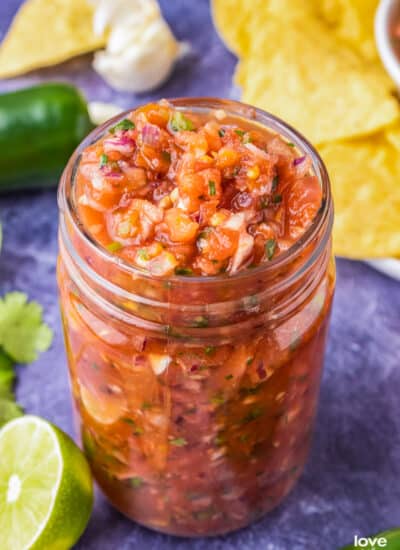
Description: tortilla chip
xmin=211 ymin=0 xmax=319 ymax=56
xmin=320 ymin=131 xmax=400 ymax=258
xmin=235 ymin=18 xmax=399 ymax=144
xmin=212 ymin=0 xmax=379 ymax=60
xmin=211 ymin=0 xmax=249 ymax=55
xmin=318 ymin=0 xmax=379 ymax=61
xmin=0 ymin=0 xmax=106 ymax=78
xmin=385 ymin=124 xmax=400 ymax=150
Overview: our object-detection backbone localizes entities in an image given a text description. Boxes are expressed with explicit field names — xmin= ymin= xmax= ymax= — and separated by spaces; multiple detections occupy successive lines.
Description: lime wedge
xmin=0 ymin=415 xmax=93 ymax=550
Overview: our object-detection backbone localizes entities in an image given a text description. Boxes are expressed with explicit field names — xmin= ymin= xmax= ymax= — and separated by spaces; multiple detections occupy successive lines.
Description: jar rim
xmin=58 ymin=97 xmax=333 ymax=286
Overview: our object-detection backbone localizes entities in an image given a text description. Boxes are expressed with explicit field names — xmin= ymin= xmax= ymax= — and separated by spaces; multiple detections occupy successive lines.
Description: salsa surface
xmin=76 ymin=100 xmax=322 ymax=277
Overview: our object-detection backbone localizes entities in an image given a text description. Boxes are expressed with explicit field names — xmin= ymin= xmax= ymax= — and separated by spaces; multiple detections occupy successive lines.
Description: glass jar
xmin=57 ymin=98 xmax=335 ymax=537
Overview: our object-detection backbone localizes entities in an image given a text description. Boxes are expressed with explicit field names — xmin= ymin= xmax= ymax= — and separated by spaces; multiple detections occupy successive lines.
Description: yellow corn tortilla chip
xmin=319 ymin=131 xmax=400 ymax=258
xmin=318 ymin=0 xmax=379 ymax=61
xmin=211 ymin=0 xmax=250 ymax=55
xmin=385 ymin=124 xmax=400 ymax=150
xmin=235 ymin=18 xmax=399 ymax=144
xmin=211 ymin=0 xmax=319 ymax=56
xmin=0 ymin=0 xmax=106 ymax=78
xmin=212 ymin=0 xmax=378 ymax=60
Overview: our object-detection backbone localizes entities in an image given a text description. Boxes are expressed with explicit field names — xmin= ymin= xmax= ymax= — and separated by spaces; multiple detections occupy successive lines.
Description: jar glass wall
xmin=57 ymin=98 xmax=335 ymax=537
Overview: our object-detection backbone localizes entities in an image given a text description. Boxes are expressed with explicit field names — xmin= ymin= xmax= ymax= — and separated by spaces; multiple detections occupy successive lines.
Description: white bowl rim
xmin=375 ymin=0 xmax=400 ymax=87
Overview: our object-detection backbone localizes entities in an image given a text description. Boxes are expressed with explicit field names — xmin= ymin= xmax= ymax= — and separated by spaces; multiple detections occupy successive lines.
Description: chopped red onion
xmin=142 ymin=124 xmax=161 ymax=147
xmin=132 ymin=336 xmax=147 ymax=353
xmin=244 ymin=142 xmax=270 ymax=160
xmin=102 ymin=169 xmax=124 ymax=180
xmin=235 ymin=191 xmax=252 ymax=208
xmin=257 ymin=361 xmax=267 ymax=379
xmin=135 ymin=355 xmax=147 ymax=366
xmin=103 ymin=136 xmax=135 ymax=155
xmin=293 ymin=156 xmax=306 ymax=166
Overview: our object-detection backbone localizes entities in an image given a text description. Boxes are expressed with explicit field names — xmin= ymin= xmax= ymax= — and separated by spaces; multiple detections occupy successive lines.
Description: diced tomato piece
xmin=287 ymin=176 xmax=322 ymax=239
xmin=165 ymin=208 xmax=199 ymax=243
xmin=200 ymin=226 xmax=239 ymax=262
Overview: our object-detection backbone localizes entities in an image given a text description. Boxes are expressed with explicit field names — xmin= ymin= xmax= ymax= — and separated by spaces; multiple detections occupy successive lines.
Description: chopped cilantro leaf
xmin=287 ymin=142 xmax=295 ymax=147
xmin=0 ymin=292 xmax=53 ymax=364
xmin=170 ymin=437 xmax=187 ymax=446
xmin=175 ymin=267 xmax=193 ymax=276
xmin=137 ymin=249 xmax=150 ymax=261
xmin=242 ymin=407 xmax=264 ymax=424
xmin=204 ymin=346 xmax=216 ymax=356
xmin=122 ymin=417 xmax=136 ymax=426
xmin=197 ymin=230 xmax=210 ymax=241
xmin=164 ymin=325 xmax=185 ymax=339
xmin=225 ymin=374 xmax=233 ymax=380
xmin=235 ymin=129 xmax=245 ymax=137
xmin=130 ymin=476 xmax=143 ymax=489
xmin=265 ymin=239 xmax=277 ymax=260
xmin=170 ymin=112 xmax=194 ymax=132
xmin=271 ymin=175 xmax=279 ymax=192
xmin=191 ymin=316 xmax=209 ymax=328
xmin=218 ymin=128 xmax=225 ymax=137
xmin=208 ymin=180 xmax=216 ymax=196
xmin=110 ymin=118 xmax=135 ymax=133
xmin=210 ymin=394 xmax=225 ymax=405
xmin=99 ymin=154 xmax=108 ymax=167
xmin=106 ymin=242 xmax=123 ymax=253
xmin=272 ymin=194 xmax=282 ymax=204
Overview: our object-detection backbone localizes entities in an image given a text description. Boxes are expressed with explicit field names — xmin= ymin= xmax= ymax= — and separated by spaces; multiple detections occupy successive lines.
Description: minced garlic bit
xmin=90 ymin=0 xmax=189 ymax=92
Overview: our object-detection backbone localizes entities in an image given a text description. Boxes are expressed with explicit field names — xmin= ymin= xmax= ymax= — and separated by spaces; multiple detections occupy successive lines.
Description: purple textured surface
xmin=1 ymin=1 xmax=400 ymax=549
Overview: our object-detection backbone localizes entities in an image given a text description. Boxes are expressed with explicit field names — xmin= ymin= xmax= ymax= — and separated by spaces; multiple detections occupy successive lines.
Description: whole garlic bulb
xmin=91 ymin=0 xmax=188 ymax=93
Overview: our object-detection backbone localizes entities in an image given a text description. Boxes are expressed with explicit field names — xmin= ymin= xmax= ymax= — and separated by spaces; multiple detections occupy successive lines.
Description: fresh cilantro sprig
xmin=0 ymin=348 xmax=23 ymax=426
xmin=0 ymin=292 xmax=53 ymax=427
xmin=0 ymin=292 xmax=53 ymax=363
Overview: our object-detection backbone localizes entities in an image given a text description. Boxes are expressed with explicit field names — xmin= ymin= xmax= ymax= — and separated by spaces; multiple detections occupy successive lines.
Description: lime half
xmin=0 ymin=415 xmax=93 ymax=550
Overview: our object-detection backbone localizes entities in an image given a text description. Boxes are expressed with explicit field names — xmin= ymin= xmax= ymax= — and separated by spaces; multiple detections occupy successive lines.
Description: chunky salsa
xmin=58 ymin=99 xmax=334 ymax=536
xmin=76 ymin=100 xmax=322 ymax=276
